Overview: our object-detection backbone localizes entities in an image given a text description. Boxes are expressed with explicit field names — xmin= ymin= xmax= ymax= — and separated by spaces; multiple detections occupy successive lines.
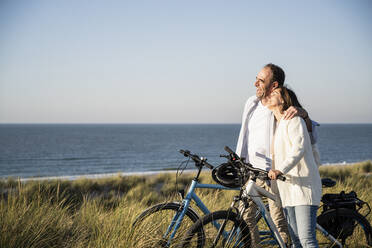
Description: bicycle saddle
xmin=321 ymin=178 xmax=336 ymax=188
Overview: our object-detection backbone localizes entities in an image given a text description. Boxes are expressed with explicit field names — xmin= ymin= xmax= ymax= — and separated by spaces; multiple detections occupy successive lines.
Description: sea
xmin=0 ymin=124 xmax=371 ymax=180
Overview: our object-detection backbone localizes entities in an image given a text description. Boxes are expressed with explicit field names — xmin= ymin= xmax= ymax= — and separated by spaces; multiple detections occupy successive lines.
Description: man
xmin=236 ymin=63 xmax=309 ymax=247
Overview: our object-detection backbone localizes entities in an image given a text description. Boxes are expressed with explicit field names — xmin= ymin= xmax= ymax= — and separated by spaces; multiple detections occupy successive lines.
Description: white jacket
xmin=274 ymin=116 xmax=322 ymax=207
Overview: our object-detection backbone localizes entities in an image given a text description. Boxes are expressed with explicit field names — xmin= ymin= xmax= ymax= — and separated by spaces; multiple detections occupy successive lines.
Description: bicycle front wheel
xmin=316 ymin=208 xmax=372 ymax=247
xmin=132 ymin=202 xmax=204 ymax=248
xmin=180 ymin=210 xmax=251 ymax=248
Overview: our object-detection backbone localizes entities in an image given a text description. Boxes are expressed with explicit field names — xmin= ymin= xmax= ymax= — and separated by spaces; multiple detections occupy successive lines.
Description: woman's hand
xmin=268 ymin=169 xmax=283 ymax=180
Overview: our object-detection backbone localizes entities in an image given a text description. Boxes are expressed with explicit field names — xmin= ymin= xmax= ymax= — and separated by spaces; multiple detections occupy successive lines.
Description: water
xmin=0 ymin=124 xmax=371 ymax=179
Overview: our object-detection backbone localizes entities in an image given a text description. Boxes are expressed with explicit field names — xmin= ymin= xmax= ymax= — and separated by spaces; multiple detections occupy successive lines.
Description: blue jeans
xmin=283 ymin=205 xmax=319 ymax=248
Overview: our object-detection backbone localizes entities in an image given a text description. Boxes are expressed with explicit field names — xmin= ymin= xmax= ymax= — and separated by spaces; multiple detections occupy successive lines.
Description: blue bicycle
xmin=132 ymin=149 xmax=242 ymax=248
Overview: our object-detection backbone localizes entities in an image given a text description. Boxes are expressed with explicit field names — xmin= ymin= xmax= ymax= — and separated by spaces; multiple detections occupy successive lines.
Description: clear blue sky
xmin=1 ymin=0 xmax=371 ymax=123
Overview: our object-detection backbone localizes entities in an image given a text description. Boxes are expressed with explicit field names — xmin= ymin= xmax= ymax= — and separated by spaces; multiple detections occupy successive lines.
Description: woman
xmin=267 ymin=86 xmax=322 ymax=248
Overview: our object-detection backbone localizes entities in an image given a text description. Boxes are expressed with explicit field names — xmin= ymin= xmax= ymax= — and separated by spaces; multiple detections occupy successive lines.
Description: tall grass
xmin=0 ymin=161 xmax=371 ymax=247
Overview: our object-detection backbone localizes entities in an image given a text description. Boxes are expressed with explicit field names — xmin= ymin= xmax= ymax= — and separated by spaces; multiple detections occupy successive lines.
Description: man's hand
xmin=268 ymin=169 xmax=283 ymax=180
xmin=283 ymin=106 xmax=308 ymax=120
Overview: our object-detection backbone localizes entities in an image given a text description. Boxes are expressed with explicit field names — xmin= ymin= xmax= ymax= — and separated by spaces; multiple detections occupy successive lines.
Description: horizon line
xmin=1 ymin=122 xmax=372 ymax=125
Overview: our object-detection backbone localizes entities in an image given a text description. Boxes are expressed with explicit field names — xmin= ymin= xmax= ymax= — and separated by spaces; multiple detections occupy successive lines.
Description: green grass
xmin=0 ymin=161 xmax=371 ymax=248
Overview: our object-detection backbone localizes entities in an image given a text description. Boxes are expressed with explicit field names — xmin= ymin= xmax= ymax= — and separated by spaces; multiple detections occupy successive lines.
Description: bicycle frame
xmin=316 ymin=223 xmax=342 ymax=248
xmin=165 ymin=177 xmax=239 ymax=246
xmin=243 ymin=179 xmax=286 ymax=248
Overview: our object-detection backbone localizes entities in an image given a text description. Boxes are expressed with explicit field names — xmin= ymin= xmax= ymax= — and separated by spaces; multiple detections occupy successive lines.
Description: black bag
xmin=320 ymin=191 xmax=358 ymax=239
xmin=321 ymin=190 xmax=357 ymax=212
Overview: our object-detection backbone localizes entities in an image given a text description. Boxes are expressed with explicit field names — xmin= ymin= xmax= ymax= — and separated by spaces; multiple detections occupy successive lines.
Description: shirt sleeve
xmin=281 ymin=117 xmax=306 ymax=174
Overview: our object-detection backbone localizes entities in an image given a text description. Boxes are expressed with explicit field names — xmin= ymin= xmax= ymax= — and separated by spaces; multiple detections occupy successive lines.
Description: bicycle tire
xmin=132 ymin=202 xmax=204 ymax=248
xmin=317 ymin=208 xmax=372 ymax=247
xmin=180 ymin=210 xmax=251 ymax=248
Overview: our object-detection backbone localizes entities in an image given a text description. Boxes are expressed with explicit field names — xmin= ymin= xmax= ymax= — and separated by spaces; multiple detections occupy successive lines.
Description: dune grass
xmin=0 ymin=161 xmax=371 ymax=248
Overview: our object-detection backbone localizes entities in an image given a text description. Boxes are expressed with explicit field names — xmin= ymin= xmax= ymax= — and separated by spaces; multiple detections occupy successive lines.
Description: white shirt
xmin=246 ymin=101 xmax=273 ymax=170
xmin=235 ymin=96 xmax=275 ymax=171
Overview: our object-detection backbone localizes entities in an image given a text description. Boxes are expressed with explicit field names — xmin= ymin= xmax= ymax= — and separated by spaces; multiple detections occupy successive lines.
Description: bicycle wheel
xmin=132 ymin=202 xmax=204 ymax=248
xmin=180 ymin=210 xmax=251 ymax=248
xmin=316 ymin=208 xmax=372 ymax=248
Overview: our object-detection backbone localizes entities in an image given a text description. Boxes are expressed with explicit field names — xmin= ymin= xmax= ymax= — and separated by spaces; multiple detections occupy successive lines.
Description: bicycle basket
xmin=320 ymin=191 xmax=358 ymax=239
xmin=212 ymin=162 xmax=248 ymax=188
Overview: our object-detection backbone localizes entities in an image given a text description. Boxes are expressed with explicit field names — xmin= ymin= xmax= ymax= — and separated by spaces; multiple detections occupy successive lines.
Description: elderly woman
xmin=267 ymin=86 xmax=322 ymax=248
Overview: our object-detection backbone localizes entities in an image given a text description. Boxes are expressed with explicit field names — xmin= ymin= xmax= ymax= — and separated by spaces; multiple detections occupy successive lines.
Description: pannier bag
xmin=321 ymin=190 xmax=357 ymax=212
xmin=320 ymin=191 xmax=358 ymax=239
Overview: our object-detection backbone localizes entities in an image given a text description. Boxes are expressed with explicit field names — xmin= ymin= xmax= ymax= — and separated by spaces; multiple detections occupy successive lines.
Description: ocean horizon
xmin=1 ymin=123 xmax=371 ymax=180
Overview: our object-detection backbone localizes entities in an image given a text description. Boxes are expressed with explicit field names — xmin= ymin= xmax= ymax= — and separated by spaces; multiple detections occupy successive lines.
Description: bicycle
xmin=132 ymin=149 xmax=241 ymax=248
xmin=180 ymin=146 xmax=286 ymax=248
xmin=180 ymin=146 xmax=372 ymax=248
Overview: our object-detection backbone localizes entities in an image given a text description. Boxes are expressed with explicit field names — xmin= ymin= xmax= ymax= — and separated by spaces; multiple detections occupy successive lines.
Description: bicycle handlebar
xmin=179 ymin=149 xmax=214 ymax=170
xmin=223 ymin=146 xmax=236 ymax=157
xmin=223 ymin=146 xmax=286 ymax=182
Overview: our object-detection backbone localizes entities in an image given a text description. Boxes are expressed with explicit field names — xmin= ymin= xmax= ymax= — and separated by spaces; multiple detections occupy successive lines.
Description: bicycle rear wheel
xmin=132 ymin=202 xmax=204 ymax=248
xmin=316 ymin=208 xmax=372 ymax=247
xmin=180 ymin=210 xmax=251 ymax=248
